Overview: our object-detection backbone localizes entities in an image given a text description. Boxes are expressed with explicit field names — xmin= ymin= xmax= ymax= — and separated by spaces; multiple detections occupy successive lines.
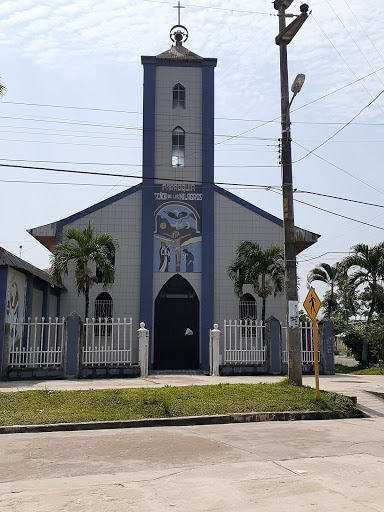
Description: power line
xmin=142 ymin=0 xmax=276 ymax=16
xmin=310 ymin=13 xmax=384 ymax=118
xmin=0 ymin=162 xmax=282 ymax=185
xmin=0 ymin=115 xmax=279 ymax=141
xmin=297 ymin=251 xmax=352 ymax=263
xmin=4 ymin=160 xmax=384 ymax=210
xmin=324 ymin=0 xmax=384 ymax=93
xmin=293 ymin=89 xmax=384 ymax=164
xmin=294 ymin=197 xmax=384 ymax=231
xmin=292 ymin=139 xmax=384 ymax=196
xmin=2 ymin=65 xmax=383 ymax=130
xmin=295 ymin=190 xmax=384 ymax=208
xmin=342 ymin=1 xmax=384 ymax=66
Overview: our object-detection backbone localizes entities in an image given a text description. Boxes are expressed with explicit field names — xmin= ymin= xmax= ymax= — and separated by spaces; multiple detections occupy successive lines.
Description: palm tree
xmin=50 ymin=221 xmax=119 ymax=319
xmin=341 ymin=242 xmax=384 ymax=362
xmin=228 ymin=241 xmax=284 ymax=325
xmin=307 ymin=263 xmax=340 ymax=319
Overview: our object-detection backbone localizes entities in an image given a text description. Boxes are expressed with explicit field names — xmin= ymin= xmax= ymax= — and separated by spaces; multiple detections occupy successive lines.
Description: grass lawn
xmin=0 ymin=380 xmax=356 ymax=426
xmin=335 ymin=363 xmax=384 ymax=375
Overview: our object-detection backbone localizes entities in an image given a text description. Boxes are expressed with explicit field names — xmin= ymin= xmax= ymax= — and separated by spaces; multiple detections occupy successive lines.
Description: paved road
xmin=1 ymin=416 xmax=384 ymax=511
xmin=1 ymin=374 xmax=384 ymax=511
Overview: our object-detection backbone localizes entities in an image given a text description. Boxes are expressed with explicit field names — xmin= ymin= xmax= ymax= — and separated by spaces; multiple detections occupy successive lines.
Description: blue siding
xmin=140 ymin=59 xmax=156 ymax=368
xmin=0 ymin=266 xmax=8 ymax=376
xmin=201 ymin=61 xmax=216 ymax=371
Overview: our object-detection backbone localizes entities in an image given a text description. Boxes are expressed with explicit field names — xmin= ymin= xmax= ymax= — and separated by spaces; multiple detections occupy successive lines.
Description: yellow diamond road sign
xmin=303 ymin=287 xmax=321 ymax=321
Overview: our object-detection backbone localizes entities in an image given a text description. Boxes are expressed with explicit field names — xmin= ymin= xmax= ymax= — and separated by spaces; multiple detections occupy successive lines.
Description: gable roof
xmin=0 ymin=247 xmax=53 ymax=284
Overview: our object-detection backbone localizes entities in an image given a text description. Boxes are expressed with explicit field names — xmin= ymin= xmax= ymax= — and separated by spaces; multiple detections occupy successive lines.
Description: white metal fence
xmin=8 ymin=317 xmax=65 ymax=368
xmin=281 ymin=323 xmax=320 ymax=364
xmin=223 ymin=319 xmax=265 ymax=364
xmin=83 ymin=317 xmax=133 ymax=366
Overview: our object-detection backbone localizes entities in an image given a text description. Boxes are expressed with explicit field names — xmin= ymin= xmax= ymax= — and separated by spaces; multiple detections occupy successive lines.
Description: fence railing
xmin=281 ymin=323 xmax=320 ymax=364
xmin=8 ymin=317 xmax=65 ymax=368
xmin=83 ymin=317 xmax=133 ymax=367
xmin=223 ymin=319 xmax=265 ymax=364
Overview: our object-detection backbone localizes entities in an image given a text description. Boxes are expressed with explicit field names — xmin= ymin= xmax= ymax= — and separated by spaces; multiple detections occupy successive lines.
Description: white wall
xmin=213 ymin=190 xmax=286 ymax=325
xmin=59 ymin=190 xmax=142 ymax=326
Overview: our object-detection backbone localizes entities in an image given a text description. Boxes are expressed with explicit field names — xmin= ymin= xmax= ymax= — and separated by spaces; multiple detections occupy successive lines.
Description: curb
xmin=0 ymin=408 xmax=366 ymax=435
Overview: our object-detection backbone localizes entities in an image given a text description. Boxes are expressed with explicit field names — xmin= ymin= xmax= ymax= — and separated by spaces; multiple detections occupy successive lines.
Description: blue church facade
xmin=27 ymin=26 xmax=319 ymax=373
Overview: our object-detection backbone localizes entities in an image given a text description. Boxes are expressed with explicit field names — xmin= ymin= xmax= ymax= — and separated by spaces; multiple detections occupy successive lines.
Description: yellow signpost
xmin=303 ymin=287 xmax=321 ymax=397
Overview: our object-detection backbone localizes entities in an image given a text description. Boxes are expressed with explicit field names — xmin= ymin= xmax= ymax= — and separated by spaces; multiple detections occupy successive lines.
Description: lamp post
xmin=274 ymin=1 xmax=309 ymax=386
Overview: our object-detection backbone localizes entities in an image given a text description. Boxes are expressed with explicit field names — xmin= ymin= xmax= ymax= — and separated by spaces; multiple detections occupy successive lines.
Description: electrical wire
xmin=297 ymin=251 xmax=352 ymax=263
xmin=310 ymin=13 xmax=384 ymax=118
xmin=292 ymin=139 xmax=384 ymax=196
xmin=324 ymin=0 xmax=384 ymax=92
xmin=294 ymin=197 xmax=384 ymax=231
xmin=295 ymin=190 xmax=384 ymax=209
xmin=342 ymin=0 xmax=384 ymax=66
xmin=293 ymin=89 xmax=384 ymax=164
xmin=3 ymin=159 xmax=384 ymax=210
xmin=142 ymin=0 xmax=276 ymax=16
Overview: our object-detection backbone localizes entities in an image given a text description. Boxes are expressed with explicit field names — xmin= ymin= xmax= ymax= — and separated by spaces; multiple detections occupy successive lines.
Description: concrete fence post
xmin=266 ymin=316 xmax=281 ymax=375
xmin=210 ymin=324 xmax=220 ymax=376
xmin=65 ymin=312 xmax=82 ymax=378
xmin=138 ymin=322 xmax=149 ymax=378
xmin=319 ymin=320 xmax=335 ymax=375
xmin=1 ymin=323 xmax=10 ymax=380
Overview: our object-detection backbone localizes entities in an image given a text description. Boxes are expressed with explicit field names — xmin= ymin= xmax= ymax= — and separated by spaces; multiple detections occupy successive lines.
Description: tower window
xmin=172 ymin=126 xmax=185 ymax=167
xmin=173 ymin=83 xmax=185 ymax=109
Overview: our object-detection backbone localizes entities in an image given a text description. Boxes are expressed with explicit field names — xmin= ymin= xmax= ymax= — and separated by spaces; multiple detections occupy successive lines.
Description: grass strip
xmin=335 ymin=363 xmax=384 ymax=375
xmin=0 ymin=380 xmax=356 ymax=426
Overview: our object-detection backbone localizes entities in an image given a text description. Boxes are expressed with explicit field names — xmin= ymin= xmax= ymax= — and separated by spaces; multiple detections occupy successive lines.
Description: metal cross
xmin=173 ymin=1 xmax=185 ymax=25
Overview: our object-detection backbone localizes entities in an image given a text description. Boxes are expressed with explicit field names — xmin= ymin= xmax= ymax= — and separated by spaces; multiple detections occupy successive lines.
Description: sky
xmin=1 ymin=0 xmax=384 ymax=309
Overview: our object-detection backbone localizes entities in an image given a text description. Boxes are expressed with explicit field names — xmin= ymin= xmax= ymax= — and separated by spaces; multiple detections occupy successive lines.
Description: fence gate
xmin=8 ymin=317 xmax=66 ymax=371
xmin=82 ymin=317 xmax=133 ymax=367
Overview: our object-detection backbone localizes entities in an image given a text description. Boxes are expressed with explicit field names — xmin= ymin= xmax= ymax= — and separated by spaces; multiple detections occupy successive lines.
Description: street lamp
xmin=275 ymin=1 xmax=309 ymax=386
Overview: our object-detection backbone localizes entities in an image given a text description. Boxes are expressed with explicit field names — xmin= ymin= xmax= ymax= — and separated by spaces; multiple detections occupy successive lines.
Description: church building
xmin=29 ymin=22 xmax=319 ymax=372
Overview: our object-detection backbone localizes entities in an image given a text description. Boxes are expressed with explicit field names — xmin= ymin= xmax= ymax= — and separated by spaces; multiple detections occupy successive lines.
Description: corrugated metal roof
xmin=156 ymin=45 xmax=203 ymax=61
xmin=0 ymin=246 xmax=54 ymax=284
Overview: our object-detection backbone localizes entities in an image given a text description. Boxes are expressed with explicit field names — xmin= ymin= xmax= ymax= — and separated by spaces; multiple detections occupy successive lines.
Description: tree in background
xmin=307 ymin=262 xmax=340 ymax=319
xmin=341 ymin=243 xmax=384 ymax=362
xmin=228 ymin=241 xmax=284 ymax=325
xmin=50 ymin=221 xmax=119 ymax=319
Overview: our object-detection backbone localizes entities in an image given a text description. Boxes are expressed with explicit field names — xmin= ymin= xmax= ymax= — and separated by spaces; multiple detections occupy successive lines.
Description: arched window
xmin=173 ymin=83 xmax=185 ymax=109
xmin=96 ymin=248 xmax=115 ymax=284
xmin=172 ymin=126 xmax=185 ymax=167
xmin=94 ymin=292 xmax=113 ymax=336
xmin=239 ymin=293 xmax=257 ymax=321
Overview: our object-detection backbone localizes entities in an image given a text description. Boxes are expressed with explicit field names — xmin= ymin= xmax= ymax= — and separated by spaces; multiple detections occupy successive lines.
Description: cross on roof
xmin=173 ymin=1 xmax=185 ymax=26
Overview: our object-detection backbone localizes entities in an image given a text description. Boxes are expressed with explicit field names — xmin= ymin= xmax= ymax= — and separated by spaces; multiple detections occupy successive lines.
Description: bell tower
xmin=139 ymin=12 xmax=217 ymax=371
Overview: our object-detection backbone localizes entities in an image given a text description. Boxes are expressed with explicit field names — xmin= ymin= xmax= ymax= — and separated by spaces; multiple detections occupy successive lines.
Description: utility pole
xmin=274 ymin=0 xmax=309 ymax=386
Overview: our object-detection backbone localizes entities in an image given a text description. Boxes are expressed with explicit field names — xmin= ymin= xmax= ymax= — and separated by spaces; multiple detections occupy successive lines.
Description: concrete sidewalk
xmin=1 ymin=373 xmax=384 ymax=417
